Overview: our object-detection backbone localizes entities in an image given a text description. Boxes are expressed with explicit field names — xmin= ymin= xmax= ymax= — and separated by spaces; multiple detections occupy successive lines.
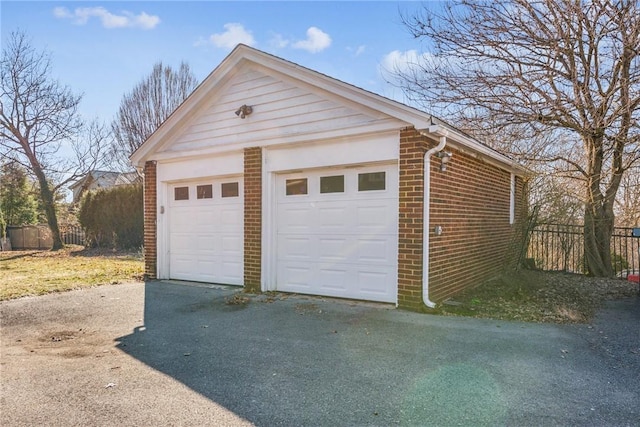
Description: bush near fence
xmin=527 ymin=224 xmax=640 ymax=276
xmin=78 ymin=184 xmax=143 ymax=249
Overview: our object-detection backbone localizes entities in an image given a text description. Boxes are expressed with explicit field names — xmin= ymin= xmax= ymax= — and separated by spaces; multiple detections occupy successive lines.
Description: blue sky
xmin=1 ymin=1 xmax=436 ymax=124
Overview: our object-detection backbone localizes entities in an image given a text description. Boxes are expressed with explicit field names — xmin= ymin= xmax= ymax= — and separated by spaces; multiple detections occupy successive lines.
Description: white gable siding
xmin=161 ymin=67 xmax=403 ymax=154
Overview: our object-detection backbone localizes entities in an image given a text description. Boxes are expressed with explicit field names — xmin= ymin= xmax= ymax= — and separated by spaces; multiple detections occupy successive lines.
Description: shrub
xmin=78 ymin=184 xmax=143 ymax=249
xmin=611 ymin=253 xmax=630 ymax=275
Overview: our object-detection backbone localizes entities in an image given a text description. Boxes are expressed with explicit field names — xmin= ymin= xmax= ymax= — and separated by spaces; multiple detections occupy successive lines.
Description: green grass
xmin=0 ymin=246 xmax=144 ymax=300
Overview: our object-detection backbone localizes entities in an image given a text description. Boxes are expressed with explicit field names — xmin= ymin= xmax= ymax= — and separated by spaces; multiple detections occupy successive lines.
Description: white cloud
xmin=347 ymin=45 xmax=366 ymax=57
xmin=292 ymin=27 xmax=331 ymax=53
xmin=381 ymin=49 xmax=424 ymax=75
xmin=209 ymin=23 xmax=255 ymax=49
xmin=53 ymin=6 xmax=160 ymax=30
xmin=53 ymin=7 xmax=72 ymax=19
xmin=268 ymin=33 xmax=290 ymax=49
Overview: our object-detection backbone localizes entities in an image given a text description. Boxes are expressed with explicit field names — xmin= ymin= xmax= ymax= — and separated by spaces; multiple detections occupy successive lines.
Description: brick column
xmin=397 ymin=127 xmax=428 ymax=310
xmin=143 ymin=160 xmax=157 ymax=279
xmin=244 ymin=147 xmax=262 ymax=292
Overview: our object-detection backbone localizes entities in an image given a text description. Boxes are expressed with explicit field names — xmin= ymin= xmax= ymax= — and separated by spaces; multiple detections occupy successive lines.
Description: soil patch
xmin=435 ymin=269 xmax=638 ymax=323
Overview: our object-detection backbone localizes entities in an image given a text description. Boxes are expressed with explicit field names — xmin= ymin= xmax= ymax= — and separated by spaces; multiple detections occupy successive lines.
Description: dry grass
xmin=2 ymin=247 xmax=637 ymax=324
xmin=0 ymin=245 xmax=144 ymax=300
xmin=434 ymin=269 xmax=639 ymax=323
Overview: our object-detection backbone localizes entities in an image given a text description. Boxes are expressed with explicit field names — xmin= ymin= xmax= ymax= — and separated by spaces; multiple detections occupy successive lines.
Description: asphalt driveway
xmin=1 ymin=281 xmax=638 ymax=426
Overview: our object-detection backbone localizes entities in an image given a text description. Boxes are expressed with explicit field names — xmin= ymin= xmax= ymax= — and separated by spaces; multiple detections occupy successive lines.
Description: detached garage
xmin=131 ymin=44 xmax=528 ymax=310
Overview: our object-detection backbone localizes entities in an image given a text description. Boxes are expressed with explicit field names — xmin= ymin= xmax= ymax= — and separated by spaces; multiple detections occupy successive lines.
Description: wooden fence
xmin=5 ymin=225 xmax=85 ymax=250
xmin=527 ymin=224 xmax=640 ymax=276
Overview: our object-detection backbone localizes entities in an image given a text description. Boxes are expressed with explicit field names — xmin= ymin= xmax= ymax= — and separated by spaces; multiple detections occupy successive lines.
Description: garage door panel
xmin=221 ymin=260 xmax=242 ymax=281
xmin=278 ymin=260 xmax=394 ymax=301
xmin=196 ymin=234 xmax=218 ymax=251
xmin=278 ymin=236 xmax=314 ymax=260
xmin=278 ymin=264 xmax=314 ymax=289
xmin=277 ymin=206 xmax=314 ymax=230
xmin=316 ymin=266 xmax=348 ymax=291
xmin=220 ymin=207 xmax=243 ymax=227
xmin=171 ymin=257 xmax=195 ymax=278
xmin=196 ymin=260 xmax=216 ymax=274
xmin=317 ymin=205 xmax=350 ymax=232
xmin=318 ymin=237 xmax=350 ymax=261
xmin=170 ymin=209 xmax=194 ymax=232
xmin=170 ymin=233 xmax=191 ymax=253
xmin=276 ymin=165 xmax=398 ymax=303
xmin=193 ymin=208 xmax=216 ymax=228
xmin=356 ymin=203 xmax=395 ymax=232
xmin=168 ymin=178 xmax=243 ymax=285
xmin=355 ymin=238 xmax=390 ymax=263
xmin=357 ymin=269 xmax=394 ymax=298
xmin=221 ymin=235 xmax=242 ymax=255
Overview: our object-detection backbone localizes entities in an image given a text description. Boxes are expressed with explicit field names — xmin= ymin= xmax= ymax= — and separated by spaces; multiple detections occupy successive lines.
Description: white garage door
xmin=168 ymin=177 xmax=243 ymax=284
xmin=276 ymin=164 xmax=398 ymax=303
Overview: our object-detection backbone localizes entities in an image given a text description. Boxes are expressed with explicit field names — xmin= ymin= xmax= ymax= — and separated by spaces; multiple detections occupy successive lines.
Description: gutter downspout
xmin=419 ymin=127 xmax=448 ymax=308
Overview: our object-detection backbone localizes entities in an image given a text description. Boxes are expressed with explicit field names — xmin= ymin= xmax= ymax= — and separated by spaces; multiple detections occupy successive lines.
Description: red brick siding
xmin=397 ymin=128 xmax=526 ymax=309
xmin=397 ymin=127 xmax=429 ymax=310
xmin=244 ymin=147 xmax=262 ymax=292
xmin=428 ymin=148 xmax=513 ymax=302
xmin=143 ymin=161 xmax=157 ymax=279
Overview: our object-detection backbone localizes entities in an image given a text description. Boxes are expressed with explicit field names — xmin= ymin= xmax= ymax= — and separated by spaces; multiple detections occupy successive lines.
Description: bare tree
xmin=615 ymin=165 xmax=640 ymax=227
xmin=0 ymin=31 xmax=109 ymax=249
xmin=111 ymin=62 xmax=198 ymax=170
xmin=531 ymin=174 xmax=584 ymax=225
xmin=393 ymin=0 xmax=640 ymax=276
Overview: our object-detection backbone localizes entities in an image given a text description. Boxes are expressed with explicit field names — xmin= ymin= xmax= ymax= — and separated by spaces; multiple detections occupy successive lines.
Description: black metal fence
xmin=527 ymin=224 xmax=640 ymax=276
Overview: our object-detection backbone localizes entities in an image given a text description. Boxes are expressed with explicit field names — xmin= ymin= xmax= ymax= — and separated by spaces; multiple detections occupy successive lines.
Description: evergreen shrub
xmin=78 ymin=184 xmax=143 ymax=249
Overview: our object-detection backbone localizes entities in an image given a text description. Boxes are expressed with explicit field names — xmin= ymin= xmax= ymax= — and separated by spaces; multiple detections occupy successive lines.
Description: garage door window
xmin=197 ymin=184 xmax=213 ymax=199
xmin=286 ymin=178 xmax=308 ymax=196
xmin=358 ymin=172 xmax=386 ymax=191
xmin=174 ymin=186 xmax=189 ymax=200
xmin=221 ymin=182 xmax=239 ymax=198
xmin=320 ymin=175 xmax=344 ymax=194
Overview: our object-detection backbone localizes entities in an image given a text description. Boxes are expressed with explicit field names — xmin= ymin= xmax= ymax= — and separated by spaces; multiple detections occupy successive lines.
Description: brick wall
xmin=143 ymin=161 xmax=157 ymax=279
xmin=397 ymin=127 xmax=428 ymax=310
xmin=244 ymin=147 xmax=262 ymax=292
xmin=428 ymin=146 xmax=514 ymax=302
xmin=398 ymin=127 xmax=526 ymax=309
